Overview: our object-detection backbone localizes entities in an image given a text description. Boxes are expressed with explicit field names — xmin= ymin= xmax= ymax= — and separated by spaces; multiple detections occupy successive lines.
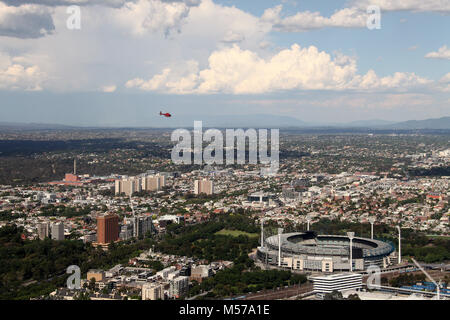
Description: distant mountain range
xmin=305 ymin=116 xmax=450 ymax=130
xmin=0 ymin=116 xmax=449 ymax=130
xmin=380 ymin=117 xmax=450 ymax=130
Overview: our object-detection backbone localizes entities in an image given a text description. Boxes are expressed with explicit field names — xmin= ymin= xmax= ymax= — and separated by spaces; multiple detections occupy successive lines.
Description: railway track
xmin=243 ymin=284 xmax=314 ymax=300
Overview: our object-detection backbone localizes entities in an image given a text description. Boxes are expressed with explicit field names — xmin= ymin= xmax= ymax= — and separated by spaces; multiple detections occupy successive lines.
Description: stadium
xmin=257 ymin=231 xmax=396 ymax=272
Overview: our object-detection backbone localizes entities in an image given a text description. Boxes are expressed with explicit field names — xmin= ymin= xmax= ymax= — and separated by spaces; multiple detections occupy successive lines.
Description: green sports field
xmin=215 ymin=229 xmax=259 ymax=238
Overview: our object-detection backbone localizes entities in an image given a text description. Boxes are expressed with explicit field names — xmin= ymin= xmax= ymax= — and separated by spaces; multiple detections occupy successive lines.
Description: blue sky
xmin=0 ymin=0 xmax=448 ymax=126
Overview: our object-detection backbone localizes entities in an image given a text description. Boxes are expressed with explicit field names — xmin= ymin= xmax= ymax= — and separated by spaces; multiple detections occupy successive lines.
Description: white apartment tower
xmin=115 ymin=174 xmax=165 ymax=196
xmin=194 ymin=179 xmax=214 ymax=195
xmin=115 ymin=177 xmax=142 ymax=196
xmin=51 ymin=222 xmax=64 ymax=241
xmin=142 ymin=283 xmax=163 ymax=300
xmin=142 ymin=174 xmax=166 ymax=192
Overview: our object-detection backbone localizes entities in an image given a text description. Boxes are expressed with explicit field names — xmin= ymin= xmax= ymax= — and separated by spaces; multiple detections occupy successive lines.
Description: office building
xmin=97 ymin=214 xmax=119 ymax=244
xmin=310 ymin=273 xmax=363 ymax=295
xmin=247 ymin=192 xmax=271 ymax=203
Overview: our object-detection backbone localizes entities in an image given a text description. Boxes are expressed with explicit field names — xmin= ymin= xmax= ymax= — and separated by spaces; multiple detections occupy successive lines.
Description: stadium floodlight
xmin=306 ymin=216 xmax=311 ymax=231
xmin=260 ymin=218 xmax=265 ymax=248
xmin=368 ymin=217 xmax=376 ymax=240
xmin=278 ymin=228 xmax=283 ymax=267
xmin=347 ymin=232 xmax=355 ymax=272
xmin=397 ymin=225 xmax=401 ymax=264
xmin=129 ymin=194 xmax=135 ymax=217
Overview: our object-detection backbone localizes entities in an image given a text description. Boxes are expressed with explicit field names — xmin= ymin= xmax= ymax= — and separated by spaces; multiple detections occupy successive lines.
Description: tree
xmin=74 ymin=291 xmax=90 ymax=300
xmin=347 ymin=293 xmax=360 ymax=300
xmin=88 ymin=278 xmax=96 ymax=290
xmin=324 ymin=290 xmax=344 ymax=300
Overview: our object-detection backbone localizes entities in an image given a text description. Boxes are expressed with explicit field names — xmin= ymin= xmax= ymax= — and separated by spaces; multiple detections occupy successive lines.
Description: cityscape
xmin=0 ymin=129 xmax=448 ymax=301
xmin=0 ymin=0 xmax=449 ymax=314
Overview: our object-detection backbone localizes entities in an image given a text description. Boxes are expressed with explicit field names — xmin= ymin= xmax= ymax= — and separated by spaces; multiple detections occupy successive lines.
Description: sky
xmin=0 ymin=0 xmax=449 ymax=126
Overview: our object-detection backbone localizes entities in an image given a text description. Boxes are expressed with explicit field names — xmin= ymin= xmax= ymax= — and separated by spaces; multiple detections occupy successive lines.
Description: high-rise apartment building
xmin=119 ymin=224 xmax=133 ymax=241
xmin=194 ymin=179 xmax=214 ymax=195
xmin=142 ymin=174 xmax=166 ymax=192
xmin=115 ymin=178 xmax=141 ymax=196
xmin=142 ymin=283 xmax=163 ymax=300
xmin=115 ymin=174 xmax=165 ymax=195
xmin=169 ymin=276 xmax=189 ymax=298
xmin=37 ymin=222 xmax=50 ymax=240
xmin=97 ymin=214 xmax=119 ymax=244
xmin=123 ymin=215 xmax=154 ymax=239
xmin=51 ymin=222 xmax=64 ymax=241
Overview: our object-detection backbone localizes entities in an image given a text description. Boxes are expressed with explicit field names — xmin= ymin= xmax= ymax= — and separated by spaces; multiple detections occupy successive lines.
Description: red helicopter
xmin=159 ymin=111 xmax=172 ymax=118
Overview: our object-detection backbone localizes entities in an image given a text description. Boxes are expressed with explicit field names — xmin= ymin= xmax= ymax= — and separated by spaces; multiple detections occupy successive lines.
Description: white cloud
xmin=261 ymin=5 xmax=367 ymax=32
xmin=437 ymin=72 xmax=450 ymax=92
xmin=0 ymin=0 xmax=442 ymax=96
xmin=425 ymin=45 xmax=450 ymax=60
xmin=161 ymin=0 xmax=200 ymax=6
xmin=113 ymin=0 xmax=191 ymax=37
xmin=0 ymin=0 xmax=200 ymax=39
xmin=0 ymin=3 xmax=55 ymax=38
xmin=126 ymin=44 xmax=431 ymax=94
xmin=1 ymin=0 xmax=201 ymax=8
xmin=126 ymin=60 xmax=200 ymax=93
xmin=352 ymin=70 xmax=431 ymax=90
xmin=261 ymin=1 xmax=450 ymax=33
xmin=440 ymin=72 xmax=450 ymax=82
xmin=182 ymin=0 xmax=270 ymax=48
xmin=221 ymin=30 xmax=245 ymax=44
xmin=0 ymin=0 xmax=270 ymax=92
xmin=351 ymin=0 xmax=450 ymax=13
xmin=0 ymin=52 xmax=46 ymax=90
xmin=1 ymin=0 xmax=135 ymax=8
xmin=100 ymin=84 xmax=117 ymax=92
